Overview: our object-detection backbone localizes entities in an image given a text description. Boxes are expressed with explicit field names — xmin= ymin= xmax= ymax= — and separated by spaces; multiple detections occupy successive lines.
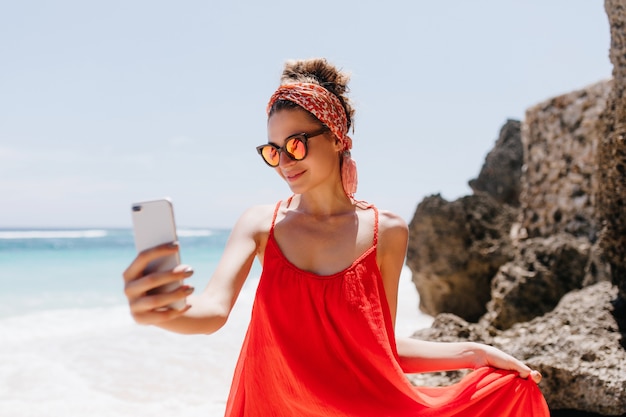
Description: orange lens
xmin=285 ymin=137 xmax=306 ymax=160
xmin=261 ymin=146 xmax=279 ymax=166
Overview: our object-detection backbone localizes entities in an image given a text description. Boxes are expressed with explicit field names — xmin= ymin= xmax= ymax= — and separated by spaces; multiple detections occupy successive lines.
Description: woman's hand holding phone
xmin=123 ymin=198 xmax=195 ymax=325
xmin=122 ymin=242 xmax=195 ymax=325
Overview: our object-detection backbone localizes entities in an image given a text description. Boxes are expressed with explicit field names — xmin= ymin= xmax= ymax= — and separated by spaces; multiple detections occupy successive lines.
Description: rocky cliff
xmin=404 ymin=1 xmax=626 ymax=415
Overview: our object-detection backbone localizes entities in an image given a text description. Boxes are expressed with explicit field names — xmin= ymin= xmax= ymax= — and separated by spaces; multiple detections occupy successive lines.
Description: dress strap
xmin=270 ymin=200 xmax=282 ymax=233
xmin=372 ymin=205 xmax=379 ymax=247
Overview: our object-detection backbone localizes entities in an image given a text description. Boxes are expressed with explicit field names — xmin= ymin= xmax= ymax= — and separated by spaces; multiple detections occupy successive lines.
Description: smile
xmin=284 ymin=170 xmax=305 ymax=181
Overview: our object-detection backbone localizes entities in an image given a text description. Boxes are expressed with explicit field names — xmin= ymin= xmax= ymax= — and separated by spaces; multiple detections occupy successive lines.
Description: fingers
xmin=131 ymin=283 xmax=195 ymax=314
xmin=513 ymin=361 xmax=532 ymax=379
xmin=122 ymin=242 xmax=196 ymax=325
xmin=511 ymin=358 xmax=542 ymax=384
xmin=128 ymin=283 xmax=195 ymax=325
xmin=481 ymin=345 xmax=542 ymax=384
xmin=123 ymin=242 xmax=180 ymax=283
xmin=124 ymin=264 xmax=194 ymax=300
xmin=132 ymin=303 xmax=193 ymax=326
xmin=506 ymin=358 xmax=543 ymax=385
xmin=529 ymin=370 xmax=542 ymax=384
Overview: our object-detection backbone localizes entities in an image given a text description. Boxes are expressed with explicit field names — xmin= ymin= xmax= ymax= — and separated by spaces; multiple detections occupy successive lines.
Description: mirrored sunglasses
xmin=256 ymin=127 xmax=329 ymax=167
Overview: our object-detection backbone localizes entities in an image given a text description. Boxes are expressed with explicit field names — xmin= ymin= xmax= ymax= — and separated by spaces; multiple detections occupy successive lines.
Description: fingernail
xmin=175 ymin=265 xmax=193 ymax=274
xmin=184 ymin=286 xmax=195 ymax=294
xmin=531 ymin=370 xmax=542 ymax=383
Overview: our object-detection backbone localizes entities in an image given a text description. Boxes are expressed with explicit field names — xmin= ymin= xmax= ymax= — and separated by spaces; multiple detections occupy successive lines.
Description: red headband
xmin=266 ymin=83 xmax=358 ymax=197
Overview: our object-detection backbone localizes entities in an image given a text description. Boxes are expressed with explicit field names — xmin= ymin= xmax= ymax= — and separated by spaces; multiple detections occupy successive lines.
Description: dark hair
xmin=268 ymin=58 xmax=355 ymax=132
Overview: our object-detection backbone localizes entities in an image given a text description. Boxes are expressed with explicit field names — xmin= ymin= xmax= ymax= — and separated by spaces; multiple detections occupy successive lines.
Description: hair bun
xmin=280 ymin=58 xmax=355 ymax=132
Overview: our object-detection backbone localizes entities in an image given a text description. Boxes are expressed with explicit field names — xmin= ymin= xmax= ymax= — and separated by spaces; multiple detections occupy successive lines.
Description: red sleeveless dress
xmin=224 ymin=201 xmax=549 ymax=417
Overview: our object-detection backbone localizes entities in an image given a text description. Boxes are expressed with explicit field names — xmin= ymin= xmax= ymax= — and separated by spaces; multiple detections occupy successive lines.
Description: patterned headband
xmin=266 ymin=83 xmax=358 ymax=197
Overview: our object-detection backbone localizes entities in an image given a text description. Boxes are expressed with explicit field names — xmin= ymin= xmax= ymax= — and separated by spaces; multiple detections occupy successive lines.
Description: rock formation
xmin=406 ymin=194 xmax=516 ymax=322
xmin=483 ymin=233 xmax=591 ymax=330
xmin=520 ymin=81 xmax=610 ymax=241
xmin=469 ymin=119 xmax=524 ymax=207
xmin=404 ymin=1 xmax=626 ymax=415
xmin=408 ymin=282 xmax=626 ymax=415
xmin=597 ymin=0 xmax=626 ymax=302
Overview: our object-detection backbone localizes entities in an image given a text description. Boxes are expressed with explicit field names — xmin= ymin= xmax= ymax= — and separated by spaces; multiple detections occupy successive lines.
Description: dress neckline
xmin=266 ymin=233 xmax=378 ymax=279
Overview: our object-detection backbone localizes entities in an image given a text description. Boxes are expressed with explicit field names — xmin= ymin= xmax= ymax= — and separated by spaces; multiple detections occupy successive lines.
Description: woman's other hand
xmin=476 ymin=344 xmax=542 ymax=384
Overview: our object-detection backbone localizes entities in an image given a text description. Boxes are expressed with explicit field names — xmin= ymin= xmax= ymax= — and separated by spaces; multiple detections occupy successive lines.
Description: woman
xmin=123 ymin=58 xmax=549 ymax=416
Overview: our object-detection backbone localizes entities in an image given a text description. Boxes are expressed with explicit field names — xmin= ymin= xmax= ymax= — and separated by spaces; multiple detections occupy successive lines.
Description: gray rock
xmin=520 ymin=80 xmax=610 ymax=241
xmin=596 ymin=0 xmax=626 ymax=301
xmin=408 ymin=282 xmax=626 ymax=415
xmin=404 ymin=3 xmax=626 ymax=415
xmin=469 ymin=119 xmax=523 ymax=207
xmin=483 ymin=234 xmax=591 ymax=330
xmin=406 ymin=193 xmax=516 ymax=322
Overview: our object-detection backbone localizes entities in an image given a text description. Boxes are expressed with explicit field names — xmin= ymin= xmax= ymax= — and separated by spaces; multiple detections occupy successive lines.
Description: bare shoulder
xmin=377 ymin=209 xmax=409 ymax=245
xmin=233 ymin=204 xmax=276 ymax=237
xmin=374 ymin=209 xmax=409 ymax=310
xmin=373 ymin=208 xmax=409 ymax=267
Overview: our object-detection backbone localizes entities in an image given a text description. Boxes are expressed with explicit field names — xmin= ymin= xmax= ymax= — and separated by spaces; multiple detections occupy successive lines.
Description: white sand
xmin=0 ymin=267 xmax=432 ymax=417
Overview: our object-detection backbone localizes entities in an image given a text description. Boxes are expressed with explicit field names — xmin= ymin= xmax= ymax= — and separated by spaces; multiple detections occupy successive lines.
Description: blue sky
xmin=0 ymin=1 xmax=612 ymax=228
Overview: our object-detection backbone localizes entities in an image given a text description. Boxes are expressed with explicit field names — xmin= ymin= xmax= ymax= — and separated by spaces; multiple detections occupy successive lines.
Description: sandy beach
xmin=0 ymin=266 xmax=432 ymax=417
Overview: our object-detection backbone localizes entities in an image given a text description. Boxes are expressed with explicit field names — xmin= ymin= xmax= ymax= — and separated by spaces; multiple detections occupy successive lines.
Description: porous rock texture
xmin=597 ymin=0 xmax=626 ymax=302
xmin=407 ymin=282 xmax=626 ymax=415
xmin=404 ymin=1 xmax=626 ymax=414
xmin=406 ymin=193 xmax=516 ymax=322
xmin=483 ymin=233 xmax=591 ymax=330
xmin=469 ymin=119 xmax=524 ymax=207
xmin=520 ymin=80 xmax=610 ymax=241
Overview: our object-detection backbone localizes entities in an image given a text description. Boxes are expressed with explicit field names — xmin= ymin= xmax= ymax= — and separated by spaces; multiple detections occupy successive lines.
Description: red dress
xmin=225 ymin=202 xmax=549 ymax=416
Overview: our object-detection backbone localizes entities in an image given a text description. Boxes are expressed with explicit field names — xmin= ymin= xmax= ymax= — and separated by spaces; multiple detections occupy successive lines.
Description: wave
xmin=0 ymin=229 xmax=216 ymax=240
xmin=177 ymin=229 xmax=213 ymax=237
xmin=0 ymin=229 xmax=109 ymax=240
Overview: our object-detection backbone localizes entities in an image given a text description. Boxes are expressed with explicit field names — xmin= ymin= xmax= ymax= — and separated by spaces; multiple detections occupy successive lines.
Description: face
xmin=265 ymin=108 xmax=342 ymax=194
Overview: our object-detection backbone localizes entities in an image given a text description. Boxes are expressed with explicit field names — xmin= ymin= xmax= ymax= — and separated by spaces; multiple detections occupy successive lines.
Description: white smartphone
xmin=131 ymin=198 xmax=186 ymax=311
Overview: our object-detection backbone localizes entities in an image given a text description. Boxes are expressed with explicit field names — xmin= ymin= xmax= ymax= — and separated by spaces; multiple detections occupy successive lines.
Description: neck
xmin=290 ymin=189 xmax=354 ymax=217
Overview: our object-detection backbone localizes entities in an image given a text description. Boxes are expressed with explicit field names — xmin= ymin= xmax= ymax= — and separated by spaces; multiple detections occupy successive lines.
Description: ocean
xmin=0 ymin=228 xmax=432 ymax=417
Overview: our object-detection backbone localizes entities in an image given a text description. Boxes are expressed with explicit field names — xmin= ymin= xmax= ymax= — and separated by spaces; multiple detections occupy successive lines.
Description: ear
xmin=332 ymin=137 xmax=343 ymax=153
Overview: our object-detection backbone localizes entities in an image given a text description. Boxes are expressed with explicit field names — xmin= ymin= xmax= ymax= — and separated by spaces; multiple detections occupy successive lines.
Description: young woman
xmin=123 ymin=58 xmax=549 ymax=416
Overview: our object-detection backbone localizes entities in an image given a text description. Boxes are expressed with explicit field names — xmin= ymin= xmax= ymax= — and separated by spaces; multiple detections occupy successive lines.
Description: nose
xmin=278 ymin=150 xmax=295 ymax=167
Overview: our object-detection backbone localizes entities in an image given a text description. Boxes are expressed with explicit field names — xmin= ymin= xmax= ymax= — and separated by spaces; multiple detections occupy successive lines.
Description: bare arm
xmin=376 ymin=211 xmax=541 ymax=384
xmin=376 ymin=210 xmax=409 ymax=330
xmin=122 ymin=205 xmax=272 ymax=335
xmin=396 ymin=337 xmax=541 ymax=383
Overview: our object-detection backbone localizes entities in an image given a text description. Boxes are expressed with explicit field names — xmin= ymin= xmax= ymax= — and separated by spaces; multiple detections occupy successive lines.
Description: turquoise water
xmin=0 ymin=227 xmax=254 ymax=318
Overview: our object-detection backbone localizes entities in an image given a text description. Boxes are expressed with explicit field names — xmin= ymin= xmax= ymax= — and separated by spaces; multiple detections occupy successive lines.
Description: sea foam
xmin=0 ymin=229 xmax=108 ymax=240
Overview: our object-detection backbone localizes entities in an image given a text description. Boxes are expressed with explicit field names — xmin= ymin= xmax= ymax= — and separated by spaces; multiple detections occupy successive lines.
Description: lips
xmin=283 ymin=170 xmax=305 ymax=182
